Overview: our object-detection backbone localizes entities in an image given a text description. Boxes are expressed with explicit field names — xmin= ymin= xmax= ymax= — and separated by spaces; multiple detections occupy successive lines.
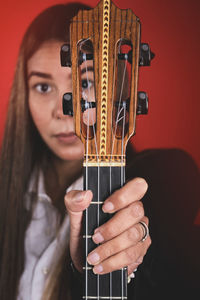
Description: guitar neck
xmin=83 ymin=165 xmax=127 ymax=299
xmin=65 ymin=0 xmax=148 ymax=298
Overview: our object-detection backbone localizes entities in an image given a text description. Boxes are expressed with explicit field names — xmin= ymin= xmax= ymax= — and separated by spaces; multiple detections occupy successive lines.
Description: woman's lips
xmin=54 ymin=132 xmax=78 ymax=143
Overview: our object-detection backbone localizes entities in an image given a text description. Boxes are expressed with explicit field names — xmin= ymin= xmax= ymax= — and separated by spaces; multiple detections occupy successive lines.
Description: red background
xmin=0 ymin=0 xmax=200 ymax=170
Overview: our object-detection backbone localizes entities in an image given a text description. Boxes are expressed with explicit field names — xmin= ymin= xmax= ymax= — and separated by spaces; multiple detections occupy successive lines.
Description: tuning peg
xmin=60 ymin=44 xmax=71 ymax=67
xmin=137 ymin=92 xmax=148 ymax=115
xmin=81 ymin=99 xmax=96 ymax=112
xmin=139 ymin=43 xmax=155 ymax=66
xmin=63 ymin=93 xmax=73 ymax=116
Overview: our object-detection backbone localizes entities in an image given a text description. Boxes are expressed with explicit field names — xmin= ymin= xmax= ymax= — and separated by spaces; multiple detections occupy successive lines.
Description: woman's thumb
xmin=64 ymin=190 xmax=93 ymax=271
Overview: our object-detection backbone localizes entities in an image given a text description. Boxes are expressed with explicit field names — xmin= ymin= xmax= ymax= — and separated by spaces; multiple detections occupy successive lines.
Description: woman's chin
xmin=55 ymin=146 xmax=84 ymax=162
xmin=49 ymin=136 xmax=84 ymax=162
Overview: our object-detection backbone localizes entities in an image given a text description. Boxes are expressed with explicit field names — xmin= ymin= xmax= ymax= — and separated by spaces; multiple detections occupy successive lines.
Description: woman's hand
xmin=64 ymin=177 xmax=151 ymax=275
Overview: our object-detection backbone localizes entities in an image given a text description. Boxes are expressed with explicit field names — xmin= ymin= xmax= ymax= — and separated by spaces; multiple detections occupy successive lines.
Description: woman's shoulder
xmin=126 ymin=147 xmax=199 ymax=178
xmin=126 ymin=147 xmax=200 ymax=299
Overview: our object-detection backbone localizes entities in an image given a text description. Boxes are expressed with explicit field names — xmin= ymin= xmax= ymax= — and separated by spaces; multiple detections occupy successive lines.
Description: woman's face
xmin=28 ymin=40 xmax=94 ymax=162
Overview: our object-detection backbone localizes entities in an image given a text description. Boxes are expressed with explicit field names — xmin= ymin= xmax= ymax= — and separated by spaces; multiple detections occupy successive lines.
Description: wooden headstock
xmin=69 ymin=0 xmax=140 ymax=166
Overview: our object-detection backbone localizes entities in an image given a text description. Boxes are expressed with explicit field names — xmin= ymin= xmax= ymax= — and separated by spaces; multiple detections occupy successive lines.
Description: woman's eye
xmin=81 ymin=79 xmax=93 ymax=90
xmin=34 ymin=83 xmax=52 ymax=93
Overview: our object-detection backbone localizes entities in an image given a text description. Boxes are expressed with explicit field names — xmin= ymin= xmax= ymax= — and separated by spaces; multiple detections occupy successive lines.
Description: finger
xmin=92 ymin=236 xmax=151 ymax=275
xmin=87 ymin=217 xmax=149 ymax=265
xmin=64 ymin=190 xmax=93 ymax=271
xmin=65 ymin=190 xmax=92 ymax=234
xmin=92 ymin=201 xmax=144 ymax=244
xmin=127 ymin=257 xmax=143 ymax=275
xmin=102 ymin=177 xmax=148 ymax=213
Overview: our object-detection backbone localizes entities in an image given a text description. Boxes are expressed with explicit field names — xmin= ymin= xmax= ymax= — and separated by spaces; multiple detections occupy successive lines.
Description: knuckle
xmin=125 ymin=247 xmax=137 ymax=263
xmin=101 ymin=226 xmax=112 ymax=239
xmin=146 ymin=236 xmax=152 ymax=247
xmin=108 ymin=259 xmax=117 ymax=272
xmin=103 ymin=245 xmax=113 ymax=259
xmin=127 ymin=226 xmax=140 ymax=242
xmin=130 ymin=202 xmax=144 ymax=218
xmin=117 ymin=191 xmax=127 ymax=207
xmin=136 ymin=256 xmax=144 ymax=265
xmin=143 ymin=216 xmax=149 ymax=225
xmin=142 ymin=238 xmax=151 ymax=255
xmin=103 ymin=222 xmax=118 ymax=238
xmin=102 ymin=258 xmax=116 ymax=273
xmin=98 ymin=243 xmax=113 ymax=260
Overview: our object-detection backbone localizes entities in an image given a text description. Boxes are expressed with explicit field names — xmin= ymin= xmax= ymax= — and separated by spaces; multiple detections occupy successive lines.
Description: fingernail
xmin=135 ymin=178 xmax=148 ymax=190
xmin=93 ymin=264 xmax=103 ymax=274
xmin=135 ymin=177 xmax=145 ymax=184
xmin=87 ymin=252 xmax=100 ymax=265
xmin=92 ymin=232 xmax=104 ymax=244
xmin=102 ymin=201 xmax=114 ymax=212
xmin=75 ymin=191 xmax=87 ymax=203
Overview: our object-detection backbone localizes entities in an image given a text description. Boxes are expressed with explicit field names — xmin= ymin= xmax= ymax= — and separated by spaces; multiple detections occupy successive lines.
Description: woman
xmin=0 ymin=3 xmax=151 ymax=299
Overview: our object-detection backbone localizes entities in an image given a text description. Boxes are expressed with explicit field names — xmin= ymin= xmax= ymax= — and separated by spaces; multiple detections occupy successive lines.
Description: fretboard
xmin=83 ymin=165 xmax=127 ymax=300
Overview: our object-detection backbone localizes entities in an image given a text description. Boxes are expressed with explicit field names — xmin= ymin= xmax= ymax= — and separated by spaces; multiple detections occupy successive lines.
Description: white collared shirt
xmin=17 ymin=171 xmax=83 ymax=300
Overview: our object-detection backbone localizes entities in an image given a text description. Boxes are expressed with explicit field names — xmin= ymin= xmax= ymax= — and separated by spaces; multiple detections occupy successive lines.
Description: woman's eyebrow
xmin=81 ymin=66 xmax=94 ymax=74
xmin=28 ymin=71 xmax=52 ymax=80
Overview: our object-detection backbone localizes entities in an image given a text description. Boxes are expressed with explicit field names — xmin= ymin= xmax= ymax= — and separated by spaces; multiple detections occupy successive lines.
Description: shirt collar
xmin=27 ymin=169 xmax=83 ymax=203
xmin=27 ymin=169 xmax=51 ymax=203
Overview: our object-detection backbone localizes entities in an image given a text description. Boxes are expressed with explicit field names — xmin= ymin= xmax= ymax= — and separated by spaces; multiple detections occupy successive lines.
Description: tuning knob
xmin=60 ymin=44 xmax=71 ymax=67
xmin=139 ymin=43 xmax=155 ymax=66
xmin=137 ymin=92 xmax=148 ymax=115
xmin=63 ymin=93 xmax=73 ymax=116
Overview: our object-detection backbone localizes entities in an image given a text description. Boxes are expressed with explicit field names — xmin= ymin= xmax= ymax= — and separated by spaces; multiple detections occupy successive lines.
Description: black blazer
xmin=126 ymin=147 xmax=200 ymax=300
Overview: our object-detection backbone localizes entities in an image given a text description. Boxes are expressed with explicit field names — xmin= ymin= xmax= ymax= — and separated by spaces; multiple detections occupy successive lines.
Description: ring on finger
xmin=139 ymin=221 xmax=149 ymax=242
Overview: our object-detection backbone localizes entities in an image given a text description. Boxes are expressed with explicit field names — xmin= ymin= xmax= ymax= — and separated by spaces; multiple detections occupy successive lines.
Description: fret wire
xmin=83 ymin=297 xmax=127 ymax=299
xmin=84 ymin=161 xmax=126 ymax=167
xmin=83 ymin=266 xmax=93 ymax=270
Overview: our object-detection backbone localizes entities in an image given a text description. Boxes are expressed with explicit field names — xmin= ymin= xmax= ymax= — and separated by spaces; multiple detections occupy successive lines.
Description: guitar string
xmin=110 ymin=51 xmax=128 ymax=299
xmin=81 ymin=42 xmax=100 ymax=300
xmin=109 ymin=38 xmax=118 ymax=300
xmin=120 ymin=61 xmax=127 ymax=300
xmin=108 ymin=42 xmax=127 ymax=300
xmin=111 ymin=58 xmax=127 ymax=158
xmin=114 ymin=58 xmax=128 ymax=300
xmin=121 ymin=88 xmax=127 ymax=300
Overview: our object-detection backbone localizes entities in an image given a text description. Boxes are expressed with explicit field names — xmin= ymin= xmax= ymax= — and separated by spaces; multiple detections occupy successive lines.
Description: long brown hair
xmin=0 ymin=3 xmax=90 ymax=299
